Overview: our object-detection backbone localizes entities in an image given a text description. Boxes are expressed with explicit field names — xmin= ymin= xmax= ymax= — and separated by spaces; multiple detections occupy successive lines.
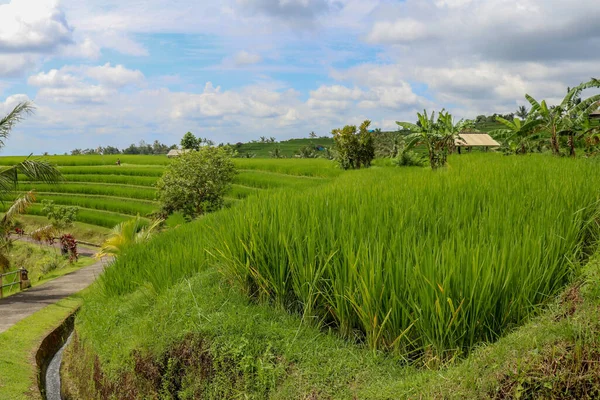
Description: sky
xmin=0 ymin=0 xmax=599 ymax=155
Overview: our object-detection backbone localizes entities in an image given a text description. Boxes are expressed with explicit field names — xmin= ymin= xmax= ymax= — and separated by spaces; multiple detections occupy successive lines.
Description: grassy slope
xmin=0 ymin=294 xmax=83 ymax=400
xmin=64 ymin=154 xmax=600 ymax=398
xmin=65 ymin=252 xmax=600 ymax=399
xmin=236 ymin=138 xmax=334 ymax=158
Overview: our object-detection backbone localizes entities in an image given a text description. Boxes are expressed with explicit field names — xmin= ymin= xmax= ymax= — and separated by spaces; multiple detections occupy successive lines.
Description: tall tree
xmin=0 ymin=102 xmax=62 ymax=195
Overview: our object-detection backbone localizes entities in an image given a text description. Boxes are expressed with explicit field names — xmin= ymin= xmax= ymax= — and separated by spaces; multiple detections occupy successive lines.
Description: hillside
xmin=59 ymin=154 xmax=600 ymax=399
xmin=0 ymin=155 xmax=340 ymax=243
xmin=236 ymin=137 xmax=334 ymax=158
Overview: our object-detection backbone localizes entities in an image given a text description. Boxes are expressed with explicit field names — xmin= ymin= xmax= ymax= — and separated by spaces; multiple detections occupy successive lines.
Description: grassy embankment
xmin=62 ymin=154 xmax=600 ymax=398
xmin=0 ymin=293 xmax=84 ymax=400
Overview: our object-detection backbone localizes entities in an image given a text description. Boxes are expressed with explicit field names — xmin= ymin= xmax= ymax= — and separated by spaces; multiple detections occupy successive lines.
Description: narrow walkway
xmin=0 ymin=258 xmax=109 ymax=334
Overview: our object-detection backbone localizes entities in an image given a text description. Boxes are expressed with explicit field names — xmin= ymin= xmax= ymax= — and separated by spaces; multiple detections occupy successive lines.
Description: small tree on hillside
xmin=331 ymin=120 xmax=375 ymax=170
xmin=181 ymin=132 xmax=198 ymax=150
xmin=156 ymin=147 xmax=236 ymax=220
xmin=41 ymin=200 xmax=78 ymax=232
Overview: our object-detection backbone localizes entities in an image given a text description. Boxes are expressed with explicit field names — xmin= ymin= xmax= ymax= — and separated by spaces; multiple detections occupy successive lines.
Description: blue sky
xmin=1 ymin=0 xmax=599 ymax=155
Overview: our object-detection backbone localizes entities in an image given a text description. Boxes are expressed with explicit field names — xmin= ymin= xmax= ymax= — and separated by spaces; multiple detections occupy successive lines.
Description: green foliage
xmin=525 ymin=78 xmax=600 ymax=156
xmin=397 ymin=110 xmax=472 ymax=169
xmin=295 ymin=142 xmax=319 ymax=159
xmin=393 ymin=149 xmax=426 ymax=167
xmin=156 ymin=147 xmax=236 ymax=219
xmin=215 ymin=155 xmax=600 ymax=359
xmin=269 ymin=145 xmax=283 ymax=158
xmin=0 ymin=295 xmax=82 ymax=400
xmin=41 ymin=199 xmax=78 ymax=231
xmin=97 ymin=216 xmax=161 ymax=259
xmin=331 ymin=120 xmax=375 ymax=169
xmin=181 ymin=131 xmax=198 ymax=150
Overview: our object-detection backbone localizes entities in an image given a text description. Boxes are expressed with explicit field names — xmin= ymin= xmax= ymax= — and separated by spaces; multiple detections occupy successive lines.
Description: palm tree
xmin=96 ymin=216 xmax=162 ymax=259
xmin=525 ymin=79 xmax=600 ymax=156
xmin=0 ymin=102 xmax=62 ymax=193
xmin=516 ymin=106 xmax=529 ymax=119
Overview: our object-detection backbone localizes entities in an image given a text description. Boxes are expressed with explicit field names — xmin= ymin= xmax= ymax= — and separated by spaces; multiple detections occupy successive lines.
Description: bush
xmin=331 ymin=120 xmax=375 ymax=169
xmin=156 ymin=147 xmax=236 ymax=220
xmin=393 ymin=150 xmax=426 ymax=167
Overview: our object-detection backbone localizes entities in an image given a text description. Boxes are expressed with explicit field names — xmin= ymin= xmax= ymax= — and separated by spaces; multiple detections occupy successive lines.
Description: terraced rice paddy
xmin=2 ymin=155 xmax=339 ymax=230
xmin=94 ymin=154 xmax=600 ymax=360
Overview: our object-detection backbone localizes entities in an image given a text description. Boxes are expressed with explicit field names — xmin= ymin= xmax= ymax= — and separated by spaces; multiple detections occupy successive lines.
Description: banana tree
xmin=397 ymin=110 xmax=471 ymax=169
xmin=0 ymin=102 xmax=62 ymax=193
xmin=525 ymin=78 xmax=600 ymax=156
xmin=490 ymin=116 xmax=543 ymax=154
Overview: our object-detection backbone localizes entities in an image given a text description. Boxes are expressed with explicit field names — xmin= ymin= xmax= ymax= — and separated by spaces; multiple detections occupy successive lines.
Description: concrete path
xmin=0 ymin=258 xmax=109 ymax=334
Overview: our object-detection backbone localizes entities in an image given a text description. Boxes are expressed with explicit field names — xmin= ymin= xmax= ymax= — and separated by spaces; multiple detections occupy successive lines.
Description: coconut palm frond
xmin=0 ymin=157 xmax=62 ymax=197
xmin=0 ymin=102 xmax=35 ymax=148
xmin=1 ymin=191 xmax=35 ymax=226
xmin=97 ymin=216 xmax=163 ymax=259
xmin=30 ymin=225 xmax=57 ymax=243
xmin=17 ymin=157 xmax=63 ymax=184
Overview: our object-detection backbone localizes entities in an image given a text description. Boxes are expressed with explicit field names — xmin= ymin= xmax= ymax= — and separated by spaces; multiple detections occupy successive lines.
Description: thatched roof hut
xmin=166 ymin=149 xmax=191 ymax=158
xmin=455 ymin=133 xmax=500 ymax=148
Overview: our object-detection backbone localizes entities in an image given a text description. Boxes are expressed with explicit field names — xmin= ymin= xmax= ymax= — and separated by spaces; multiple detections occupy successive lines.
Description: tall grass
xmin=19 ymin=174 xmax=159 ymax=187
xmin=234 ymin=171 xmax=326 ymax=189
xmin=17 ymin=183 xmax=157 ymax=200
xmin=0 ymin=155 xmax=171 ymax=166
xmin=19 ymin=193 xmax=158 ymax=216
xmin=58 ymin=166 xmax=166 ymax=177
xmin=96 ymin=155 xmax=600 ymax=359
xmin=0 ymin=203 xmax=136 ymax=228
xmin=234 ymin=158 xmax=342 ymax=178
xmin=213 ymin=155 xmax=600 ymax=358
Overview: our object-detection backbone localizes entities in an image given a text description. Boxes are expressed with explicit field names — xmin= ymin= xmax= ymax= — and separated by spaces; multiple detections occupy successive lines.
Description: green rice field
xmin=2 ymin=155 xmax=339 ymax=232
xmin=94 ymin=154 xmax=600 ymax=359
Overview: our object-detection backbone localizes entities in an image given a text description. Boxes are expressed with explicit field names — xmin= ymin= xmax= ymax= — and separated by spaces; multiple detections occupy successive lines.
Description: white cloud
xmin=28 ymin=64 xmax=145 ymax=104
xmin=0 ymin=94 xmax=31 ymax=115
xmin=233 ymin=51 xmax=262 ymax=66
xmin=0 ymin=0 xmax=72 ymax=52
xmin=0 ymin=54 xmax=39 ymax=77
xmin=86 ymin=63 xmax=145 ymax=87
xmin=37 ymin=85 xmax=115 ymax=104
xmin=28 ymin=69 xmax=80 ymax=88
xmin=366 ymin=18 xmax=430 ymax=43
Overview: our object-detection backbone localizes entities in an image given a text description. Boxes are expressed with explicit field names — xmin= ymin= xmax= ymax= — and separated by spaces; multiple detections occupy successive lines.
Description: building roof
xmin=590 ymin=110 xmax=600 ymax=119
xmin=166 ymin=149 xmax=190 ymax=157
xmin=455 ymin=133 xmax=500 ymax=147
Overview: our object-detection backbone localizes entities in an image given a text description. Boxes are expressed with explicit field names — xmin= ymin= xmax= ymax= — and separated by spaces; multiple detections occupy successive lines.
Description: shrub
xmin=331 ymin=120 xmax=375 ymax=169
xmin=41 ymin=200 xmax=78 ymax=232
xmin=60 ymin=234 xmax=78 ymax=263
xmin=393 ymin=149 xmax=426 ymax=167
xmin=156 ymin=147 xmax=236 ymax=220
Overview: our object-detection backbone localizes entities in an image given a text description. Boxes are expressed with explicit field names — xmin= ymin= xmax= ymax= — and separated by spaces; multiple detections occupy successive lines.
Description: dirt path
xmin=0 ymin=258 xmax=110 ymax=334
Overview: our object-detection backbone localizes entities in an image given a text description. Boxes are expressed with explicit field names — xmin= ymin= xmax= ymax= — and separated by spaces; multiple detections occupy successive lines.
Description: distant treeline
xmin=71 ymin=140 xmax=178 ymax=155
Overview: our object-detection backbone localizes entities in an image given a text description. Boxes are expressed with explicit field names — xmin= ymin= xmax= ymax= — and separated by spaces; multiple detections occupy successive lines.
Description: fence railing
xmin=0 ymin=268 xmax=30 ymax=298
